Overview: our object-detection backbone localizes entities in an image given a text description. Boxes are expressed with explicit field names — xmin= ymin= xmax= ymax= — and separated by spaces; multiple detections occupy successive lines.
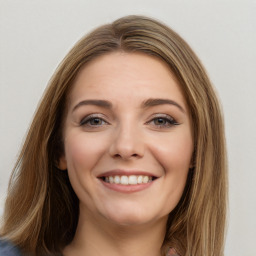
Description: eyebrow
xmin=142 ymin=98 xmax=185 ymax=113
xmin=72 ymin=98 xmax=185 ymax=113
xmin=72 ymin=100 xmax=112 ymax=112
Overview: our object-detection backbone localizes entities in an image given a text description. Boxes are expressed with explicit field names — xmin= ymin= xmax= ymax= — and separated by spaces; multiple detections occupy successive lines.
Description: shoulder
xmin=0 ymin=239 xmax=22 ymax=256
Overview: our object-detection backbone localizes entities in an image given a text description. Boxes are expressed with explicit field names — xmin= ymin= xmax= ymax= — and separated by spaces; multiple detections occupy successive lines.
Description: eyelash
xmin=146 ymin=114 xmax=179 ymax=128
xmin=79 ymin=114 xmax=179 ymax=128
xmin=80 ymin=114 xmax=109 ymax=127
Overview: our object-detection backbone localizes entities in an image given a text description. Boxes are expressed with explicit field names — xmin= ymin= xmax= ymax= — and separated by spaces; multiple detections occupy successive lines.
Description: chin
xmin=102 ymin=206 xmax=162 ymax=227
xmin=108 ymin=215 xmax=151 ymax=227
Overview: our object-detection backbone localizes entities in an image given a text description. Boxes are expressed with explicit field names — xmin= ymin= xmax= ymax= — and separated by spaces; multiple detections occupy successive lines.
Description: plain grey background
xmin=0 ymin=1 xmax=255 ymax=255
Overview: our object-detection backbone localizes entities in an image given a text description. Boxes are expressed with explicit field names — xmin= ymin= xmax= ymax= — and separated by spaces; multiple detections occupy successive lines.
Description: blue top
xmin=0 ymin=239 xmax=179 ymax=255
xmin=0 ymin=240 xmax=22 ymax=256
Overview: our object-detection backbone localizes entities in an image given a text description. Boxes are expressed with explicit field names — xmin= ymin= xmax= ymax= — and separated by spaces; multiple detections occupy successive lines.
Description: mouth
xmin=99 ymin=174 xmax=158 ymax=185
xmin=97 ymin=170 xmax=159 ymax=193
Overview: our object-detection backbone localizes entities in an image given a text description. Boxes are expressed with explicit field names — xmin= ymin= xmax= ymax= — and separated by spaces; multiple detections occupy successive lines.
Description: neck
xmin=63 ymin=207 xmax=168 ymax=256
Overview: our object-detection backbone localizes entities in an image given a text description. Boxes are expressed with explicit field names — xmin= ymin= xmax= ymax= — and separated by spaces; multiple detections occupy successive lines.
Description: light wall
xmin=0 ymin=1 xmax=255 ymax=255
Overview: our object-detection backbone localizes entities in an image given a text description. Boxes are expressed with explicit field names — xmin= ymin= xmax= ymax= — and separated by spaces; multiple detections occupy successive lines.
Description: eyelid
xmin=146 ymin=113 xmax=179 ymax=127
xmin=80 ymin=113 xmax=109 ymax=126
xmin=79 ymin=113 xmax=179 ymax=129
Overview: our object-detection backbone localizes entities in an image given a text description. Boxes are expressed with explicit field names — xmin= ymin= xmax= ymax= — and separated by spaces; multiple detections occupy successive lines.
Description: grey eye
xmin=153 ymin=118 xmax=168 ymax=125
xmin=80 ymin=116 xmax=108 ymax=127
xmin=147 ymin=115 xmax=179 ymax=128
xmin=88 ymin=118 xmax=104 ymax=125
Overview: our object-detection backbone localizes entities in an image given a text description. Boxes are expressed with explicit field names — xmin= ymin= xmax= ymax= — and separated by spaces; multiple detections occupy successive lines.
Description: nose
xmin=109 ymin=123 xmax=145 ymax=160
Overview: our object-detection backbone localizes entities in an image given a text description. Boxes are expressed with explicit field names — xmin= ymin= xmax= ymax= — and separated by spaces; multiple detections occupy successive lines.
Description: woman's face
xmin=59 ymin=52 xmax=193 ymax=226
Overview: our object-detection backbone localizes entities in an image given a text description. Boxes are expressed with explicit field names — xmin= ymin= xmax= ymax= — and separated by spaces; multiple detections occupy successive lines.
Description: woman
xmin=0 ymin=15 xmax=227 ymax=256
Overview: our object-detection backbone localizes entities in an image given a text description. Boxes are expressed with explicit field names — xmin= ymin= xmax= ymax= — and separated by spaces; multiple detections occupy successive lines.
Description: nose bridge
xmin=109 ymin=116 xmax=144 ymax=159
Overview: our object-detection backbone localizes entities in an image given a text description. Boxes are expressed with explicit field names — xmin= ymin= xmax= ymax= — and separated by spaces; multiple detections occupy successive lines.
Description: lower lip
xmin=99 ymin=179 xmax=154 ymax=193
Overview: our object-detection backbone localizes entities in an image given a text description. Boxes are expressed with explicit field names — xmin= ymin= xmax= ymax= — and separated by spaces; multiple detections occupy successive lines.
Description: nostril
xmin=113 ymin=153 xmax=140 ymax=159
xmin=108 ymin=136 xmax=145 ymax=159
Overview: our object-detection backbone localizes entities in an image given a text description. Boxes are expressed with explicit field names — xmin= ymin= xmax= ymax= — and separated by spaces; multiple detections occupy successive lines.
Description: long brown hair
xmin=0 ymin=15 xmax=227 ymax=256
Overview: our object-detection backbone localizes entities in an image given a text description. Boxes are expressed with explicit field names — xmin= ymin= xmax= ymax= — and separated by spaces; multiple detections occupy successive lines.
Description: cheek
xmin=150 ymin=130 xmax=193 ymax=173
xmin=64 ymin=132 xmax=109 ymax=171
xmin=63 ymin=132 xmax=111 ymax=206
xmin=149 ymin=131 xmax=193 ymax=212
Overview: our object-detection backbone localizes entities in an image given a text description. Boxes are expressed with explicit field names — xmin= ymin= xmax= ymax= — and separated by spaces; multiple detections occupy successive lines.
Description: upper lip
xmin=97 ymin=169 xmax=159 ymax=178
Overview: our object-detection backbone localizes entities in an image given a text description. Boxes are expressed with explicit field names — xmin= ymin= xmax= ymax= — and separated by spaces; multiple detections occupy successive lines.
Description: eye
xmin=80 ymin=114 xmax=109 ymax=127
xmin=147 ymin=114 xmax=179 ymax=128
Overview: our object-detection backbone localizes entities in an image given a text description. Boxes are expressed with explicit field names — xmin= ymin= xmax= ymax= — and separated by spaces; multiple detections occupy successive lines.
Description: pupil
xmin=155 ymin=118 xmax=165 ymax=125
xmin=91 ymin=118 xmax=101 ymax=125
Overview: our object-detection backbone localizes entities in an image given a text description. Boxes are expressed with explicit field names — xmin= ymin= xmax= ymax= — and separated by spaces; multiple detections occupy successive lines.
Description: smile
xmin=97 ymin=170 xmax=159 ymax=193
xmin=101 ymin=175 xmax=156 ymax=185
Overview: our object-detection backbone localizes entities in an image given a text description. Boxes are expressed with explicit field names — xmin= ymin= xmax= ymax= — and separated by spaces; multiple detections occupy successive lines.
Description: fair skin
xmin=60 ymin=52 xmax=193 ymax=256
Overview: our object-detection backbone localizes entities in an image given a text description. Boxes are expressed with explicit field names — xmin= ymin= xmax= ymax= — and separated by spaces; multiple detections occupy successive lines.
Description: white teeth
xmin=143 ymin=176 xmax=149 ymax=183
xmin=104 ymin=175 xmax=154 ymax=185
xmin=128 ymin=175 xmax=137 ymax=185
xmin=114 ymin=176 xmax=120 ymax=184
xmin=109 ymin=176 xmax=114 ymax=184
xmin=137 ymin=175 xmax=143 ymax=184
xmin=142 ymin=176 xmax=149 ymax=183
xmin=120 ymin=175 xmax=129 ymax=185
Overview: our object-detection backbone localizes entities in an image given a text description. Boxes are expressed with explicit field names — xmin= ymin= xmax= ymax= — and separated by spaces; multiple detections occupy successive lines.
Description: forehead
xmin=69 ymin=52 xmax=187 ymax=109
